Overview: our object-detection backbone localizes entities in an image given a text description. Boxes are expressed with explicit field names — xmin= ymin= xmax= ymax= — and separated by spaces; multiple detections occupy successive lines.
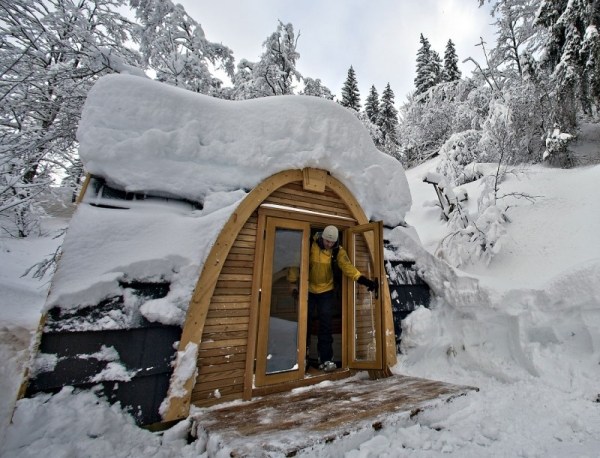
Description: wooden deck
xmin=191 ymin=373 xmax=477 ymax=457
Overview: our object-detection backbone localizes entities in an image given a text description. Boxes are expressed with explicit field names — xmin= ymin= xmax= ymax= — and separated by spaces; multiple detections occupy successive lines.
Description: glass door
xmin=255 ymin=218 xmax=310 ymax=386
xmin=346 ymin=221 xmax=384 ymax=370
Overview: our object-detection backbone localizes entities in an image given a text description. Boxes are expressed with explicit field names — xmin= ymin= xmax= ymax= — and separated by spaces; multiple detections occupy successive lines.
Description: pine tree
xmin=431 ymin=49 xmax=443 ymax=84
xmin=443 ymin=39 xmax=462 ymax=82
xmin=414 ymin=34 xmax=439 ymax=96
xmin=536 ymin=0 xmax=600 ymax=125
xmin=364 ymin=85 xmax=380 ymax=124
xmin=341 ymin=66 xmax=361 ymax=111
xmin=378 ymin=83 xmax=399 ymax=155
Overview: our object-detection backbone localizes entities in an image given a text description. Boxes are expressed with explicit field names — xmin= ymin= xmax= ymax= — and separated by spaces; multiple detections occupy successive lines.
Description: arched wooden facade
xmin=163 ymin=168 xmax=397 ymax=422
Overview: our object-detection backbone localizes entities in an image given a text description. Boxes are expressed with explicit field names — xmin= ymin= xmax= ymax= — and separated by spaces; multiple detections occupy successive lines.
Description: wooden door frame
xmin=346 ymin=221 xmax=384 ymax=370
xmin=254 ymin=217 xmax=310 ymax=387
xmin=248 ymin=211 xmax=387 ymax=395
xmin=247 ymin=210 xmax=356 ymax=398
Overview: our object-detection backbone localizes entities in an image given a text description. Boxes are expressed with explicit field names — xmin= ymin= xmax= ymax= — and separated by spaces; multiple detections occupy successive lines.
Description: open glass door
xmin=255 ymin=217 xmax=310 ymax=386
xmin=346 ymin=221 xmax=384 ymax=370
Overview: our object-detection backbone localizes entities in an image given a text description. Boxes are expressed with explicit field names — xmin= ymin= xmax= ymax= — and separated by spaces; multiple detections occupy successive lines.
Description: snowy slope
xmin=2 ymin=158 xmax=600 ymax=456
xmin=384 ymin=160 xmax=600 ymax=457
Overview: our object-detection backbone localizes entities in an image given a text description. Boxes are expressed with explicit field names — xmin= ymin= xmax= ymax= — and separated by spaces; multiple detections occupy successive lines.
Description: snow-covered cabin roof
xmin=78 ymin=74 xmax=410 ymax=224
xmin=46 ymin=74 xmax=412 ymax=329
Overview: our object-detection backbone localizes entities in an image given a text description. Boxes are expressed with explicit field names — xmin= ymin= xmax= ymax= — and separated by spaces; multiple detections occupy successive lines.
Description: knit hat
xmin=322 ymin=225 xmax=339 ymax=242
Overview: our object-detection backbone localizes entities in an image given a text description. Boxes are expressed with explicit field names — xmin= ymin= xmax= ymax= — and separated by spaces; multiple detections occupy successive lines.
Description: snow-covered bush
xmin=422 ymin=172 xmax=468 ymax=223
xmin=432 ymin=165 xmax=510 ymax=268
xmin=478 ymin=99 xmax=517 ymax=164
xmin=436 ymin=203 xmax=507 ymax=268
xmin=543 ymin=126 xmax=575 ymax=168
xmin=436 ymin=130 xmax=483 ymax=186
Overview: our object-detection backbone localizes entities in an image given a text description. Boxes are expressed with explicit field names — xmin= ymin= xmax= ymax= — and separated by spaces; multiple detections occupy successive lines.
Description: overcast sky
xmin=181 ymin=0 xmax=496 ymax=104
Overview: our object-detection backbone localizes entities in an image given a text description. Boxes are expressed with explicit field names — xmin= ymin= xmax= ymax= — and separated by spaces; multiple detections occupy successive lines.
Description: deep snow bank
xmin=396 ymin=163 xmax=600 ymax=398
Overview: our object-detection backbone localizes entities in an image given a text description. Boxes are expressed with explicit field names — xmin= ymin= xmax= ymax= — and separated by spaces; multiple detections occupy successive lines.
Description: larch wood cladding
xmin=190 ymin=181 xmax=351 ymax=407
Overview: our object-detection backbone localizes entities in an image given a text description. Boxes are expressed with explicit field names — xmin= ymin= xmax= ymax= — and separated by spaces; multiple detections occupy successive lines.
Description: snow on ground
xmin=2 ymin=156 xmax=600 ymax=456
xmin=0 ymin=216 xmax=68 ymax=444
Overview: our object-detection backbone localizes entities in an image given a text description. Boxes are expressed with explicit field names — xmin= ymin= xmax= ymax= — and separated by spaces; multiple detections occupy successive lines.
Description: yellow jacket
xmin=309 ymin=235 xmax=361 ymax=294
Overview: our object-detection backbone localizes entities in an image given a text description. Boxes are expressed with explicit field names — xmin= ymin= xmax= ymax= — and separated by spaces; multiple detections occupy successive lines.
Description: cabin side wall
xmin=191 ymin=214 xmax=257 ymax=406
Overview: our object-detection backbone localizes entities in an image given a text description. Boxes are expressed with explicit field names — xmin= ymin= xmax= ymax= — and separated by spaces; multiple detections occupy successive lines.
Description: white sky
xmin=181 ymin=0 xmax=496 ymax=103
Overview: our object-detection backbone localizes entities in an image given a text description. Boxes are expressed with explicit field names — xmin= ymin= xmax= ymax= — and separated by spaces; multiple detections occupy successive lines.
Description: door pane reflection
xmin=266 ymin=228 xmax=302 ymax=374
xmin=352 ymin=230 xmax=377 ymax=362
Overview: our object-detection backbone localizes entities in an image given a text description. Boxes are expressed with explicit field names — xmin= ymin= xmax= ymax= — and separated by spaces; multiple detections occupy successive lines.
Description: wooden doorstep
xmin=191 ymin=374 xmax=478 ymax=457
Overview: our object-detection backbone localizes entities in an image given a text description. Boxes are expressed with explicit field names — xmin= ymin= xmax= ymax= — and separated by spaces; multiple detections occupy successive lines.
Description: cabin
xmin=22 ymin=74 xmax=438 ymax=429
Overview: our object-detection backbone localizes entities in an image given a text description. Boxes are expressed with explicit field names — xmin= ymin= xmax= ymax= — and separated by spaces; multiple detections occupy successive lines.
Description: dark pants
xmin=307 ymin=290 xmax=334 ymax=363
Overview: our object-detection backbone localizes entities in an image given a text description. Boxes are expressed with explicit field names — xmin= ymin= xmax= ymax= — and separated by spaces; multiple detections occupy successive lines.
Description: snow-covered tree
xmin=253 ymin=21 xmax=301 ymax=96
xmin=228 ymin=59 xmax=260 ymax=100
xmin=431 ymin=49 xmax=443 ymax=83
xmin=399 ymin=81 xmax=477 ymax=166
xmin=478 ymin=99 xmax=519 ymax=165
xmin=504 ymin=76 xmax=553 ymax=163
xmin=489 ymin=0 xmax=541 ymax=79
xmin=354 ymin=110 xmax=384 ymax=152
xmin=454 ymin=81 xmax=492 ymax=132
xmin=340 ymin=66 xmax=361 ymax=111
xmin=230 ymin=21 xmax=301 ymax=99
xmin=378 ymin=83 xmax=399 ymax=155
xmin=442 ymin=39 xmax=462 ymax=82
xmin=364 ymin=85 xmax=380 ymax=124
xmin=536 ymin=0 xmax=600 ymax=125
xmin=131 ymin=0 xmax=234 ymax=95
xmin=300 ymin=77 xmax=334 ymax=99
xmin=414 ymin=34 xmax=440 ymax=96
xmin=0 ymin=0 xmax=140 ymax=237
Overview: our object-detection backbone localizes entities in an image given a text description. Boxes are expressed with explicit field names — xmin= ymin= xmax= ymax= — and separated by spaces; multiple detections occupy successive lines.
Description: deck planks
xmin=191 ymin=373 xmax=477 ymax=457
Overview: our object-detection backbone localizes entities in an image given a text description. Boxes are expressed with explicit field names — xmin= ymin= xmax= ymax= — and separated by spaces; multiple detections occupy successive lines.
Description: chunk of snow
xmin=159 ymin=342 xmax=198 ymax=417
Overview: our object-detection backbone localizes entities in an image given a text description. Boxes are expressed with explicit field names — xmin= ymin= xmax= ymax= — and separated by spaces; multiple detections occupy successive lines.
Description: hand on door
xmin=357 ymin=275 xmax=378 ymax=293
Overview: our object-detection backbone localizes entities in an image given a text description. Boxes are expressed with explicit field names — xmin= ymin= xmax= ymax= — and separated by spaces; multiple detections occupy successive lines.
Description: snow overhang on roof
xmin=46 ymin=75 xmax=412 ymax=327
xmin=77 ymin=74 xmax=411 ymax=227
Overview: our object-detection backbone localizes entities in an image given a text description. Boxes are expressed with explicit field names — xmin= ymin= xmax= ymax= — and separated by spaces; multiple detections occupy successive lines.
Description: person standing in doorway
xmin=306 ymin=225 xmax=378 ymax=372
